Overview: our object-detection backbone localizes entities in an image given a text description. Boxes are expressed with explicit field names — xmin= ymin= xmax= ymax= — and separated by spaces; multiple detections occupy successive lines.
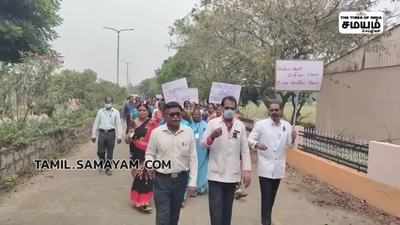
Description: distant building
xmin=316 ymin=24 xmax=400 ymax=144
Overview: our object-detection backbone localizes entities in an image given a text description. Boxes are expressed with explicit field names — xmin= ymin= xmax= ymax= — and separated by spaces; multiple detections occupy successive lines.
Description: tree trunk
xmin=290 ymin=92 xmax=307 ymax=125
xmin=290 ymin=94 xmax=296 ymax=124
xmin=294 ymin=99 xmax=306 ymax=125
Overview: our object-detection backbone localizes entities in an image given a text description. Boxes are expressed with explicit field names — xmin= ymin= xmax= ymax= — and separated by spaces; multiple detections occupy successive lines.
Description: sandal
xmin=235 ymin=191 xmax=248 ymax=200
xmin=141 ymin=205 xmax=152 ymax=213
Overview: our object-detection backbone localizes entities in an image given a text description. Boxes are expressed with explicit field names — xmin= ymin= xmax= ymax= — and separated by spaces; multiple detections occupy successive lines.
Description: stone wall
xmin=0 ymin=123 xmax=91 ymax=185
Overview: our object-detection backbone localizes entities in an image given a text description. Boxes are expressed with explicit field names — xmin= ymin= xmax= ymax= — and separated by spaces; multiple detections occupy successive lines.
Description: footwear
xmin=235 ymin=190 xmax=248 ymax=199
xmin=141 ymin=205 xmax=152 ymax=213
xmin=191 ymin=191 xmax=198 ymax=198
xmin=197 ymin=187 xmax=208 ymax=195
xmin=105 ymin=169 xmax=112 ymax=176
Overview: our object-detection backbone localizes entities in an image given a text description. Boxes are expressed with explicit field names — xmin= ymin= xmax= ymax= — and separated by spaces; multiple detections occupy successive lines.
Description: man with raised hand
xmin=248 ymin=100 xmax=297 ymax=225
xmin=202 ymin=96 xmax=252 ymax=225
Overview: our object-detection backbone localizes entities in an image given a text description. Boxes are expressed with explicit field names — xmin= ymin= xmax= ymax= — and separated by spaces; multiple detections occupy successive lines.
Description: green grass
xmin=240 ymin=102 xmax=317 ymax=124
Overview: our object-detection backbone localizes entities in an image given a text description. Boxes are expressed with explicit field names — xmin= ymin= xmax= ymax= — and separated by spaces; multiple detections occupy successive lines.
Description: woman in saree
xmin=181 ymin=107 xmax=208 ymax=208
xmin=127 ymin=103 xmax=160 ymax=213
xmin=190 ymin=107 xmax=209 ymax=194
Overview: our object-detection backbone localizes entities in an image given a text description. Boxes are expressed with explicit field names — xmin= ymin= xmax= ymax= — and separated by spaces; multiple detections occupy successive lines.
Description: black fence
xmin=299 ymin=128 xmax=369 ymax=173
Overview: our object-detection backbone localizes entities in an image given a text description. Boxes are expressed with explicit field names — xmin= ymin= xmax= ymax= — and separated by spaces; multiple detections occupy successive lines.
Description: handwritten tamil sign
xmin=209 ymin=82 xmax=241 ymax=104
xmin=275 ymin=60 xmax=323 ymax=91
xmin=178 ymin=88 xmax=199 ymax=104
xmin=339 ymin=11 xmax=383 ymax=34
xmin=161 ymin=78 xmax=188 ymax=103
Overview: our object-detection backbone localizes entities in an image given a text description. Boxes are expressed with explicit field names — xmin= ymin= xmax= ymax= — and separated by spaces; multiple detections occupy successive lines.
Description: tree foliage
xmin=0 ymin=0 xmax=62 ymax=62
xmin=132 ymin=77 xmax=161 ymax=98
xmin=0 ymin=55 xmax=127 ymax=121
xmin=49 ymin=69 xmax=128 ymax=112
xmin=155 ymin=0 xmax=397 ymax=123
xmin=0 ymin=53 xmax=60 ymax=119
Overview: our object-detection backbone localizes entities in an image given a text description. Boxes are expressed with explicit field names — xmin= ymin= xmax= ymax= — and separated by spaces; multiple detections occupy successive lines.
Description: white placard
xmin=339 ymin=11 xmax=383 ymax=34
xmin=178 ymin=88 xmax=199 ymax=104
xmin=209 ymin=82 xmax=241 ymax=104
xmin=275 ymin=60 xmax=323 ymax=91
xmin=161 ymin=78 xmax=188 ymax=103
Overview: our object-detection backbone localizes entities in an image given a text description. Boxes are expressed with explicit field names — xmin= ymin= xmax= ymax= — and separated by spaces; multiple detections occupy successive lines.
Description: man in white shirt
xmin=202 ymin=96 xmax=252 ymax=225
xmin=145 ymin=101 xmax=197 ymax=225
xmin=248 ymin=100 xmax=297 ymax=225
xmin=91 ymin=96 xmax=123 ymax=176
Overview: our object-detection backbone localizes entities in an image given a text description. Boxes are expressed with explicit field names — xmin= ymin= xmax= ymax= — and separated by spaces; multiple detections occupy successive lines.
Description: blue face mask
xmin=223 ymin=109 xmax=235 ymax=119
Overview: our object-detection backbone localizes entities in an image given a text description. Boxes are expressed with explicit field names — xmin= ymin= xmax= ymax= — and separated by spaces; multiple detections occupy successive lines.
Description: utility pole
xmin=104 ymin=26 xmax=134 ymax=85
xmin=125 ymin=61 xmax=130 ymax=88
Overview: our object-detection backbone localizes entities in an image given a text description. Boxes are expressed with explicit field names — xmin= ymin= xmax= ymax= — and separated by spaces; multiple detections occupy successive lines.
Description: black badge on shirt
xmin=232 ymin=130 xmax=240 ymax=139
xmin=283 ymin=126 xmax=286 ymax=132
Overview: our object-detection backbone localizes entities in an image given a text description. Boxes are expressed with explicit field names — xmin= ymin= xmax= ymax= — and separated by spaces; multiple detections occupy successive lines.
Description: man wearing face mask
xmin=91 ymin=96 xmax=123 ymax=176
xmin=248 ymin=100 xmax=297 ymax=225
xmin=202 ymin=96 xmax=252 ymax=225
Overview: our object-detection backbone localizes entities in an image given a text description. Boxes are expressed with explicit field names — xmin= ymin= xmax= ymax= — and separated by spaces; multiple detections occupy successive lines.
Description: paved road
xmin=0 ymin=142 xmax=384 ymax=225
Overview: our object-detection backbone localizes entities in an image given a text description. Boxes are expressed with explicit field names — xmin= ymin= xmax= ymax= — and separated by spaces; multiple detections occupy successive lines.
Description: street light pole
xmin=104 ymin=26 xmax=134 ymax=86
xmin=117 ymin=32 xmax=120 ymax=86
xmin=125 ymin=61 xmax=130 ymax=88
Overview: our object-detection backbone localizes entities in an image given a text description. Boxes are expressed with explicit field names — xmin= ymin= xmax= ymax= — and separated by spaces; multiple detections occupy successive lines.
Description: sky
xmin=52 ymin=0 xmax=399 ymax=87
xmin=52 ymin=0 xmax=199 ymax=86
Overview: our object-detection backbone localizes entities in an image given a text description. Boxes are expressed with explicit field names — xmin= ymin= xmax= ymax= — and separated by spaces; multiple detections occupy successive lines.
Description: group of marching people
xmin=91 ymin=94 xmax=296 ymax=225
xmin=123 ymin=95 xmax=234 ymax=213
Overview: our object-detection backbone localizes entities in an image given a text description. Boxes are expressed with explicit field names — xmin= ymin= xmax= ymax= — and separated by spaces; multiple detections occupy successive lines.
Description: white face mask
xmin=105 ymin=103 xmax=112 ymax=109
xmin=223 ymin=109 xmax=235 ymax=119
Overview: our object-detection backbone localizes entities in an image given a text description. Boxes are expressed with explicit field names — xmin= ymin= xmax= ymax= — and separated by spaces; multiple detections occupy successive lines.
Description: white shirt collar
xmin=268 ymin=117 xmax=281 ymax=127
xmin=160 ymin=124 xmax=185 ymax=135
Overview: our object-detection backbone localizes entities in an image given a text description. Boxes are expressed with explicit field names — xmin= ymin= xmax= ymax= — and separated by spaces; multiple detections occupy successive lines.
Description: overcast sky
xmin=52 ymin=0 xmax=198 ymax=86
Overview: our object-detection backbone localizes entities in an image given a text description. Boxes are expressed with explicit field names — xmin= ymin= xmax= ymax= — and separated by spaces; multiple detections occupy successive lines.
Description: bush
xmin=298 ymin=122 xmax=316 ymax=129
xmin=0 ymin=109 xmax=94 ymax=148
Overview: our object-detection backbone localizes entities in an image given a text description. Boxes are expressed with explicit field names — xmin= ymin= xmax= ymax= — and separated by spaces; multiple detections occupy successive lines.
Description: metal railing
xmin=299 ymin=128 xmax=369 ymax=173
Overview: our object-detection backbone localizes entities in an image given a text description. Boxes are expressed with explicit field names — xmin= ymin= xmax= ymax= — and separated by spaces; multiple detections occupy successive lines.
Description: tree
xmin=157 ymin=55 xmax=194 ymax=85
xmin=49 ymin=69 xmax=97 ymax=109
xmin=0 ymin=53 xmax=60 ymax=120
xmin=133 ymin=77 xmax=161 ymax=98
xmin=49 ymin=69 xmax=128 ymax=111
xmin=161 ymin=0 xmax=397 ymax=123
xmin=0 ymin=0 xmax=62 ymax=63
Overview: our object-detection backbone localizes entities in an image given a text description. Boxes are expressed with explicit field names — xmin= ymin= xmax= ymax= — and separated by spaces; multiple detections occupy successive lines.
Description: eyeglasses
xmin=224 ymin=107 xmax=236 ymax=110
xmin=169 ymin=112 xmax=181 ymax=118
xmin=270 ymin=108 xmax=280 ymax=112
xmin=138 ymin=109 xmax=147 ymax=112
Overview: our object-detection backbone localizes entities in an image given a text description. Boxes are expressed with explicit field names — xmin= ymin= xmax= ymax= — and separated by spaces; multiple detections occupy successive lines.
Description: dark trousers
xmin=97 ymin=130 xmax=116 ymax=168
xmin=208 ymin=181 xmax=237 ymax=225
xmin=154 ymin=172 xmax=189 ymax=225
xmin=259 ymin=177 xmax=281 ymax=225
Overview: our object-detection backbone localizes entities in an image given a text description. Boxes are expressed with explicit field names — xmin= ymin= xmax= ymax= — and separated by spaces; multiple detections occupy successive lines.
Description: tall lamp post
xmin=104 ymin=26 xmax=134 ymax=86
xmin=124 ymin=61 xmax=131 ymax=88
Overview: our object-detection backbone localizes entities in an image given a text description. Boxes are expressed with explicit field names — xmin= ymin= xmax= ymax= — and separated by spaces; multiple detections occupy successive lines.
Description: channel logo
xmin=339 ymin=11 xmax=384 ymax=34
